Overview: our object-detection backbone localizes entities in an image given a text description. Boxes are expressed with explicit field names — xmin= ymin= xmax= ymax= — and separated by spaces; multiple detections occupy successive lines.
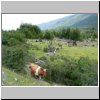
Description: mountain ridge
xmin=38 ymin=14 xmax=98 ymax=30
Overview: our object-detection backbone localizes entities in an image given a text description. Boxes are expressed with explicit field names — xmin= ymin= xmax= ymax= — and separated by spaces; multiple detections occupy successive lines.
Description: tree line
xmin=19 ymin=23 xmax=97 ymax=40
xmin=3 ymin=23 xmax=97 ymax=41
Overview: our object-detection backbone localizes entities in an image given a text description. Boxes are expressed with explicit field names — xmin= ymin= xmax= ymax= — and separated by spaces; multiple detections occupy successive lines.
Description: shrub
xmin=2 ymin=45 xmax=28 ymax=73
xmin=2 ymin=30 xmax=28 ymax=74
xmin=43 ymin=44 xmax=56 ymax=53
xmin=70 ymin=28 xmax=81 ymax=41
xmin=77 ymin=57 xmax=98 ymax=85
xmin=2 ymin=30 xmax=26 ymax=46
xmin=18 ymin=23 xmax=42 ymax=39
xmin=44 ymin=30 xmax=54 ymax=40
xmin=43 ymin=56 xmax=98 ymax=86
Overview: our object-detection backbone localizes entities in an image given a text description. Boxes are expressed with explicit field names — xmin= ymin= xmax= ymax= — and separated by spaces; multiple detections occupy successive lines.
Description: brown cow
xmin=28 ymin=63 xmax=46 ymax=80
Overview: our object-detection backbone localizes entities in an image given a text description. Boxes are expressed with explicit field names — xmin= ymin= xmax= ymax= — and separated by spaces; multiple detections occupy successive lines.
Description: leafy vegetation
xmin=43 ymin=56 xmax=98 ymax=86
xmin=2 ymin=20 xmax=98 ymax=86
xmin=17 ymin=23 xmax=42 ymax=39
xmin=2 ymin=30 xmax=28 ymax=73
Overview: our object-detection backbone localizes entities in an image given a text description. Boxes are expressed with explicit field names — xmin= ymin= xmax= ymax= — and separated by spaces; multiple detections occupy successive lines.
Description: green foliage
xmin=77 ymin=57 xmax=98 ymax=85
xmin=43 ymin=44 xmax=55 ymax=52
xmin=44 ymin=30 xmax=54 ymax=40
xmin=60 ymin=28 xmax=71 ymax=39
xmin=2 ymin=30 xmax=28 ymax=74
xmin=43 ymin=56 xmax=98 ymax=86
xmin=81 ymin=27 xmax=98 ymax=39
xmin=2 ymin=45 xmax=28 ymax=73
xmin=2 ymin=30 xmax=26 ymax=46
xmin=66 ymin=28 xmax=71 ymax=39
xmin=18 ymin=23 xmax=42 ymax=39
xmin=6 ymin=23 xmax=97 ymax=41
xmin=18 ymin=23 xmax=35 ymax=38
xmin=44 ymin=27 xmax=97 ymax=41
xmin=70 ymin=28 xmax=81 ymax=41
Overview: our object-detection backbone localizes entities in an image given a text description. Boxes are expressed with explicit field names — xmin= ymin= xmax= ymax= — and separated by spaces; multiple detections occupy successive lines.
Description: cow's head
xmin=28 ymin=63 xmax=35 ymax=69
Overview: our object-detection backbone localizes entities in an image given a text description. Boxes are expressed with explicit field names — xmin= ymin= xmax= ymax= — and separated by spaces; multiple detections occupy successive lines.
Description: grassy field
xmin=28 ymin=39 xmax=98 ymax=61
xmin=58 ymin=47 xmax=98 ymax=60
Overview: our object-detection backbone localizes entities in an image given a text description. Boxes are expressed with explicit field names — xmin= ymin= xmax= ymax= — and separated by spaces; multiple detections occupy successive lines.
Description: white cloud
xmin=2 ymin=14 xmax=74 ymax=30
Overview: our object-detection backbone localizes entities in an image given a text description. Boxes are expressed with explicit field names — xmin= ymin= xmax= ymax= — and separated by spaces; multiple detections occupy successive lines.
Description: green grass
xmin=28 ymin=39 xmax=98 ymax=61
xmin=2 ymin=67 xmax=50 ymax=86
xmin=58 ymin=46 xmax=98 ymax=60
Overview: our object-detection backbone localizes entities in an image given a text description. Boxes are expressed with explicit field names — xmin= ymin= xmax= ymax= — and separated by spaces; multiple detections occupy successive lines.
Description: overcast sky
xmin=2 ymin=14 xmax=74 ymax=30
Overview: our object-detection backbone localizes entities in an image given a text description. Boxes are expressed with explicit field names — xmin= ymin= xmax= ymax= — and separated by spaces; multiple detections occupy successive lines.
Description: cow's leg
xmin=36 ymin=75 xmax=41 ymax=80
xmin=39 ymin=76 xmax=41 ymax=80
xmin=35 ymin=75 xmax=39 ymax=79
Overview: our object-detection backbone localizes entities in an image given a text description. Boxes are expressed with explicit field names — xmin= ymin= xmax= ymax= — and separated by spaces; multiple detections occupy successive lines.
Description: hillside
xmin=2 ymin=67 xmax=51 ymax=86
xmin=38 ymin=14 xmax=98 ymax=30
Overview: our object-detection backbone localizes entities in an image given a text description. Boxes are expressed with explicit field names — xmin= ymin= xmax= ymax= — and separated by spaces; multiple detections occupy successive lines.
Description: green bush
xmin=43 ymin=56 xmax=98 ymax=86
xmin=77 ymin=57 xmax=98 ymax=85
xmin=43 ymin=44 xmax=55 ymax=53
xmin=2 ymin=45 xmax=28 ymax=73
xmin=18 ymin=23 xmax=42 ymax=39
xmin=44 ymin=30 xmax=54 ymax=40
xmin=2 ymin=30 xmax=26 ymax=46
xmin=2 ymin=30 xmax=28 ymax=74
